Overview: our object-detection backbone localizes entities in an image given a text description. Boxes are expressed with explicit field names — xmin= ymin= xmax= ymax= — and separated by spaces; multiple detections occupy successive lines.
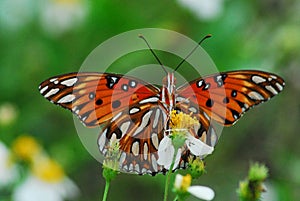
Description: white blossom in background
xmin=39 ymin=0 xmax=89 ymax=37
xmin=0 ymin=103 xmax=18 ymax=126
xmin=13 ymin=175 xmax=79 ymax=201
xmin=0 ymin=142 xmax=18 ymax=188
xmin=0 ymin=0 xmax=36 ymax=31
xmin=13 ymin=158 xmax=79 ymax=201
xmin=177 ymin=0 xmax=224 ymax=21
xmin=174 ymin=174 xmax=215 ymax=200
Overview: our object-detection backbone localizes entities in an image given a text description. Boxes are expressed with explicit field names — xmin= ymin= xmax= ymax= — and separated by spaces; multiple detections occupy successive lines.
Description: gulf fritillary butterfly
xmin=39 ymin=37 xmax=285 ymax=175
xmin=39 ymin=70 xmax=284 ymax=174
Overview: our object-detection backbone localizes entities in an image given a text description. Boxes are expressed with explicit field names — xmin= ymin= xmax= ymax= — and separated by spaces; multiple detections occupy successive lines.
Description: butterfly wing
xmin=176 ymin=70 xmax=285 ymax=126
xmin=39 ymin=72 xmax=167 ymax=174
xmin=98 ymin=102 xmax=167 ymax=174
xmin=39 ymin=72 xmax=161 ymax=127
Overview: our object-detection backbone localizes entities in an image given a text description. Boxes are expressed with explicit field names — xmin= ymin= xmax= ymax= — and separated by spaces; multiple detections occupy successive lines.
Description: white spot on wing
xmin=265 ymin=85 xmax=278 ymax=95
xmin=203 ymin=111 xmax=210 ymax=121
xmin=111 ymin=112 xmax=122 ymax=122
xmin=151 ymin=154 xmax=158 ymax=172
xmin=129 ymin=80 xmax=137 ymax=88
xmin=135 ymin=164 xmax=140 ymax=173
xmin=176 ymin=96 xmax=190 ymax=103
xmin=129 ymin=163 xmax=133 ymax=172
xmin=111 ymin=77 xmax=118 ymax=83
xmin=188 ymin=107 xmax=197 ymax=113
xmin=44 ymin=88 xmax=60 ymax=98
xmin=197 ymin=80 xmax=204 ymax=87
xmin=40 ymin=86 xmax=48 ymax=94
xmin=276 ymin=83 xmax=283 ymax=91
xmin=98 ymin=129 xmax=107 ymax=151
xmin=248 ymin=91 xmax=264 ymax=100
xmin=61 ymin=78 xmax=78 ymax=86
xmin=120 ymin=152 xmax=126 ymax=164
xmin=131 ymin=141 xmax=139 ymax=156
xmin=50 ymin=78 xmax=58 ymax=82
xmin=120 ymin=121 xmax=130 ymax=136
xmin=129 ymin=107 xmax=140 ymax=114
xmin=139 ymin=97 xmax=159 ymax=104
xmin=133 ymin=111 xmax=153 ymax=136
xmin=252 ymin=75 xmax=266 ymax=84
xmin=57 ymin=94 xmax=76 ymax=103
xmin=152 ymin=109 xmax=160 ymax=129
xmin=271 ymin=75 xmax=277 ymax=80
xmin=141 ymin=168 xmax=147 ymax=174
xmin=151 ymin=133 xmax=159 ymax=149
xmin=143 ymin=142 xmax=148 ymax=160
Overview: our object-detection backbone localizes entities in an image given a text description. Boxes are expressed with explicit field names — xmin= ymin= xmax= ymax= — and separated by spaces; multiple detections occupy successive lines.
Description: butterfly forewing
xmin=177 ymin=70 xmax=285 ymax=126
xmin=39 ymin=73 xmax=161 ymax=127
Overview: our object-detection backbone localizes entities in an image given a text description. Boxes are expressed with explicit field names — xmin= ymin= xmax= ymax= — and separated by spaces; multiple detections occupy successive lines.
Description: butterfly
xmin=39 ymin=69 xmax=285 ymax=175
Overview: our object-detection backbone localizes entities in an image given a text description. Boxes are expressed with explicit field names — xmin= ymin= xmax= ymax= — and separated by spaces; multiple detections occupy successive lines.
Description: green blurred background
xmin=0 ymin=0 xmax=299 ymax=200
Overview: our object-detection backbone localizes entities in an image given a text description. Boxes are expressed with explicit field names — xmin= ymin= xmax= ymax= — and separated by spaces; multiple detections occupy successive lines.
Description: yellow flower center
xmin=12 ymin=135 xmax=41 ymax=162
xmin=175 ymin=174 xmax=192 ymax=192
xmin=33 ymin=159 xmax=65 ymax=182
xmin=170 ymin=110 xmax=199 ymax=130
xmin=181 ymin=174 xmax=192 ymax=191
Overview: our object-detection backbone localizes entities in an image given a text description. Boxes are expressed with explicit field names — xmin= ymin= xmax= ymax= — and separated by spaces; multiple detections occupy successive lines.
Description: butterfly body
xmin=39 ymin=70 xmax=285 ymax=174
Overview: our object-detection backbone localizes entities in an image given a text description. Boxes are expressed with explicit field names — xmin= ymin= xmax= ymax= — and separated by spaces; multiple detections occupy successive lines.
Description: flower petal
xmin=186 ymin=135 xmax=214 ymax=156
xmin=157 ymin=137 xmax=174 ymax=167
xmin=174 ymin=174 xmax=183 ymax=190
xmin=188 ymin=185 xmax=215 ymax=200
xmin=164 ymin=148 xmax=182 ymax=170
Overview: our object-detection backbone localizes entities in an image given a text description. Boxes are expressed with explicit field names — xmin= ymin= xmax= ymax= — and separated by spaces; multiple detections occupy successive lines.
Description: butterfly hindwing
xmin=177 ymin=70 xmax=285 ymax=126
xmin=98 ymin=102 xmax=167 ymax=174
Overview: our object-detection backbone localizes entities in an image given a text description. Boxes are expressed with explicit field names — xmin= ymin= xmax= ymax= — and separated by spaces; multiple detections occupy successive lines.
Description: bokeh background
xmin=0 ymin=0 xmax=299 ymax=200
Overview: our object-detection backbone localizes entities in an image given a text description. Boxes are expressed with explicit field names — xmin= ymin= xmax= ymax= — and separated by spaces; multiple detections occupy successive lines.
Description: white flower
xmin=0 ymin=0 xmax=35 ymax=31
xmin=174 ymin=174 xmax=215 ymax=200
xmin=12 ymin=148 xmax=79 ymax=201
xmin=13 ymin=175 xmax=79 ymax=201
xmin=157 ymin=132 xmax=214 ymax=170
xmin=177 ymin=0 xmax=224 ymax=21
xmin=0 ymin=103 xmax=18 ymax=126
xmin=0 ymin=141 xmax=18 ymax=188
xmin=39 ymin=0 xmax=89 ymax=36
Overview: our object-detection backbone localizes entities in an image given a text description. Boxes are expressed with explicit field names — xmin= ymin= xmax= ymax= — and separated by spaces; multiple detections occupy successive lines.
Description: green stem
xmin=163 ymin=148 xmax=178 ymax=201
xmin=102 ymin=180 xmax=110 ymax=201
xmin=173 ymin=195 xmax=179 ymax=201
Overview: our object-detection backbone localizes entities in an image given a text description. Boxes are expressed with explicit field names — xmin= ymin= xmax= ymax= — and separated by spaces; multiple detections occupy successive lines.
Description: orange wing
xmin=39 ymin=72 xmax=168 ymax=174
xmin=39 ymin=72 xmax=160 ymax=127
xmin=177 ymin=70 xmax=285 ymax=126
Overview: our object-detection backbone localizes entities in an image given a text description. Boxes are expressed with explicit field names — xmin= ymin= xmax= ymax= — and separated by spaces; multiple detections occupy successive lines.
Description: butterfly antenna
xmin=138 ymin=34 xmax=168 ymax=75
xmin=174 ymin=34 xmax=212 ymax=72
